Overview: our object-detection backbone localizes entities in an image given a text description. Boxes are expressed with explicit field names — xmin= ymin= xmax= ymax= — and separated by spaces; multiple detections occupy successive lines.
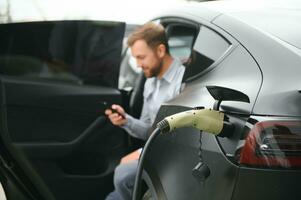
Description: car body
xmin=140 ymin=1 xmax=301 ymax=200
xmin=0 ymin=0 xmax=301 ymax=200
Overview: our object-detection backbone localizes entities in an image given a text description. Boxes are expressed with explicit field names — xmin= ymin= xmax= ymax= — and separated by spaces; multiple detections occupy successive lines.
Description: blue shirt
xmin=122 ymin=57 xmax=185 ymax=140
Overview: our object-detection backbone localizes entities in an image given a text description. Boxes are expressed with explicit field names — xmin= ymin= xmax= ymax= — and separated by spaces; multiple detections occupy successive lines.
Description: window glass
xmin=167 ymin=24 xmax=197 ymax=63
xmin=118 ymin=48 xmax=141 ymax=90
xmin=194 ymin=26 xmax=230 ymax=61
xmin=183 ymin=26 xmax=231 ymax=80
xmin=0 ymin=21 xmax=125 ymax=87
xmin=169 ymin=35 xmax=194 ymax=63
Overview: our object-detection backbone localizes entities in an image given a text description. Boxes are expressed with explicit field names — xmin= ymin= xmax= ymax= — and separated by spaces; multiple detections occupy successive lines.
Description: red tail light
xmin=239 ymin=119 xmax=301 ymax=168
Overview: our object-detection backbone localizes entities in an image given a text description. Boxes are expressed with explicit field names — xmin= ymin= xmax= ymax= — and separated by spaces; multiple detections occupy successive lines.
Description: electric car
xmin=138 ymin=1 xmax=301 ymax=200
xmin=0 ymin=0 xmax=301 ymax=200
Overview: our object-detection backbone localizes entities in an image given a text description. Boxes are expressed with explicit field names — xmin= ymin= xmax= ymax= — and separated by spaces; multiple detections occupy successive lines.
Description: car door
xmin=0 ymin=20 xmax=130 ymax=200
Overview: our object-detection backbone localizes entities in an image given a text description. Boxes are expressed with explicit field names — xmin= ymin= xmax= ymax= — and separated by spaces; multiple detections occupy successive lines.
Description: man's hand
xmin=105 ymin=104 xmax=127 ymax=126
xmin=120 ymin=149 xmax=141 ymax=164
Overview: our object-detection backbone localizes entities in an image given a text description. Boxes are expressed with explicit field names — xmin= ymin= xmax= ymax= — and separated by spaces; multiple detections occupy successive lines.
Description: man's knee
xmin=114 ymin=164 xmax=131 ymax=188
xmin=113 ymin=162 xmax=137 ymax=191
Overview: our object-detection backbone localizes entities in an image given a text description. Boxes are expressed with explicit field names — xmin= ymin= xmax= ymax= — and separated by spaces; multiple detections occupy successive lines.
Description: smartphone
xmin=102 ymin=102 xmax=125 ymax=119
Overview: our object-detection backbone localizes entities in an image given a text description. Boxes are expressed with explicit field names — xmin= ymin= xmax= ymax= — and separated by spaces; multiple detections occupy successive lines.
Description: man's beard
xmin=144 ymin=59 xmax=163 ymax=78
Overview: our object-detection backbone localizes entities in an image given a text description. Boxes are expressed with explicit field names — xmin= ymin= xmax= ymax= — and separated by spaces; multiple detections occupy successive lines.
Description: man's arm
xmin=122 ymin=114 xmax=151 ymax=140
xmin=105 ymin=104 xmax=151 ymax=140
xmin=121 ymin=97 xmax=152 ymax=140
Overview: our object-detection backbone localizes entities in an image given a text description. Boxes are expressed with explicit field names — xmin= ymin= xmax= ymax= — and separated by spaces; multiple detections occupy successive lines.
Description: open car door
xmin=0 ymin=20 xmax=129 ymax=200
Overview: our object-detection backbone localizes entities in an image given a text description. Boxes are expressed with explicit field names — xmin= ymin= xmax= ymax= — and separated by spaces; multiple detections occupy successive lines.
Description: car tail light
xmin=238 ymin=119 xmax=301 ymax=169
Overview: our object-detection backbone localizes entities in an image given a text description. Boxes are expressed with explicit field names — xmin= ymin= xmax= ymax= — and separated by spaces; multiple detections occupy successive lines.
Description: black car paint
xmin=142 ymin=43 xmax=262 ymax=199
xmin=213 ymin=14 xmax=301 ymax=116
xmin=140 ymin=11 xmax=301 ymax=200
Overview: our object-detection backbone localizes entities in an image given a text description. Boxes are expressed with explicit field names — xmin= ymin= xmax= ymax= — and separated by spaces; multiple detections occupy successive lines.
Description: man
xmin=105 ymin=22 xmax=185 ymax=200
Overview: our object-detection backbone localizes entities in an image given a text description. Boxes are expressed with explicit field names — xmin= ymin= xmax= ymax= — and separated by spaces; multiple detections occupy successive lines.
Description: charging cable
xmin=132 ymin=107 xmax=234 ymax=200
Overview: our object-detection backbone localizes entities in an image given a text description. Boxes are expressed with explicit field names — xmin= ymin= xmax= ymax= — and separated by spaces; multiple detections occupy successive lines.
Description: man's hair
xmin=127 ymin=22 xmax=170 ymax=54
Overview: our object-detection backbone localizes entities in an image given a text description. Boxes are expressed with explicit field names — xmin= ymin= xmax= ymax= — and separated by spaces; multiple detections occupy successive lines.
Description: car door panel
xmin=5 ymin=78 xmax=120 ymax=141
xmin=0 ymin=19 xmax=131 ymax=199
xmin=1 ymin=78 xmax=127 ymax=199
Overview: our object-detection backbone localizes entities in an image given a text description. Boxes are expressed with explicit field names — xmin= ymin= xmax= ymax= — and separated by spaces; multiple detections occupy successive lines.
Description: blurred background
xmin=0 ymin=0 xmax=218 ymax=24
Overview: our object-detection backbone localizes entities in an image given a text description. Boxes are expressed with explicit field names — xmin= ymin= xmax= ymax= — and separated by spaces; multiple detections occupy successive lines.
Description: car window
xmin=169 ymin=35 xmax=194 ymax=62
xmin=166 ymin=24 xmax=197 ymax=63
xmin=0 ymin=21 xmax=125 ymax=87
xmin=118 ymin=47 xmax=141 ymax=90
xmin=183 ymin=25 xmax=231 ymax=81
xmin=118 ymin=23 xmax=142 ymax=91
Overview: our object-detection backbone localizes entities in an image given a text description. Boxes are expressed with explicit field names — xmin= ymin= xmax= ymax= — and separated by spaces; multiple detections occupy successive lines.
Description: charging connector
xmin=157 ymin=108 xmax=233 ymax=136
